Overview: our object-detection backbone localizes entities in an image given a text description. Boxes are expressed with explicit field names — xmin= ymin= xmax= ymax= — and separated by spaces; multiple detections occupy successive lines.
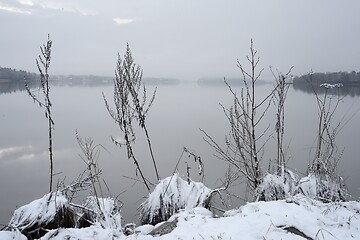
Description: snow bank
xmin=140 ymin=174 xmax=212 ymax=225
xmin=152 ymin=195 xmax=360 ymax=240
xmin=5 ymin=194 xmax=359 ymax=239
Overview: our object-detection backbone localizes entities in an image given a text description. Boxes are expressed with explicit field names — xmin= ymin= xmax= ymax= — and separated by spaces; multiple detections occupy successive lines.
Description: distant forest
xmin=0 ymin=67 xmax=38 ymax=94
xmin=293 ymin=71 xmax=360 ymax=97
xmin=0 ymin=67 xmax=38 ymax=82
xmin=293 ymin=71 xmax=360 ymax=85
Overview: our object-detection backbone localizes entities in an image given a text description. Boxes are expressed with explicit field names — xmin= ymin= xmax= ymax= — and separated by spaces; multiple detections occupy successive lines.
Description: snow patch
xmin=0 ymin=230 xmax=27 ymax=240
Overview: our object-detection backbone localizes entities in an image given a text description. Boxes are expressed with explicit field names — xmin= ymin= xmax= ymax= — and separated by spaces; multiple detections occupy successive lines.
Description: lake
xmin=1 ymin=80 xmax=360 ymax=226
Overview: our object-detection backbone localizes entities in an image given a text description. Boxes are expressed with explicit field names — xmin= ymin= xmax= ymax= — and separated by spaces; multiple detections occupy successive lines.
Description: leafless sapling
xmin=271 ymin=66 xmax=293 ymax=176
xmin=252 ymin=67 xmax=298 ymax=202
xmin=202 ymin=39 xmax=274 ymax=195
xmin=25 ymin=34 xmax=54 ymax=192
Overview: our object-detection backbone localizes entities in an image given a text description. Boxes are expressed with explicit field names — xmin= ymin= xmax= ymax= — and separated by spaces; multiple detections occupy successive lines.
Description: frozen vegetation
xmin=1 ymin=186 xmax=360 ymax=240
xmin=139 ymin=174 xmax=212 ymax=225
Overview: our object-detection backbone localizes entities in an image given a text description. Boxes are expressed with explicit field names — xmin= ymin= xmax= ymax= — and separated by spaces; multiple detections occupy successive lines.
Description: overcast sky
xmin=0 ymin=0 xmax=359 ymax=80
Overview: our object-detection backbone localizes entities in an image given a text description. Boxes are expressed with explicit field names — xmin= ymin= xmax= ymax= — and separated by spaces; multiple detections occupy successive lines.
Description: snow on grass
xmin=139 ymin=174 xmax=212 ymax=225
xmin=256 ymin=171 xmax=298 ymax=201
xmin=298 ymin=173 xmax=346 ymax=202
xmin=80 ymin=196 xmax=122 ymax=229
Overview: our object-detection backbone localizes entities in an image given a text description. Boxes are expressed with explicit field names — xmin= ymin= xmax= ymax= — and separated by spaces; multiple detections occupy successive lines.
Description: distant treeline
xmin=0 ymin=67 xmax=38 ymax=82
xmin=293 ymin=71 xmax=360 ymax=85
xmin=293 ymin=71 xmax=360 ymax=97
xmin=0 ymin=67 xmax=38 ymax=94
xmin=0 ymin=66 xmax=181 ymax=94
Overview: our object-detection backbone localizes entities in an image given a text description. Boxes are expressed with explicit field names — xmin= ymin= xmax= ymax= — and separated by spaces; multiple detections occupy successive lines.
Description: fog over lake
xmin=1 ymin=81 xmax=360 ymax=226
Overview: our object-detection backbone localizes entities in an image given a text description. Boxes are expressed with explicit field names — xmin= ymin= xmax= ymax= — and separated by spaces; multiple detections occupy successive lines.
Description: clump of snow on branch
xmin=79 ymin=196 xmax=122 ymax=230
xmin=298 ymin=173 xmax=346 ymax=203
xmin=256 ymin=170 xmax=298 ymax=201
xmin=139 ymin=174 xmax=212 ymax=225
xmin=320 ymin=83 xmax=343 ymax=89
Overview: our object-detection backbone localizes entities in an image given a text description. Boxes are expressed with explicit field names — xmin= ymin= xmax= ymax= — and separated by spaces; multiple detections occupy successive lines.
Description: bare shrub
xmin=303 ymin=78 xmax=347 ymax=202
xmin=311 ymin=82 xmax=344 ymax=175
xmin=103 ymin=44 xmax=158 ymax=192
xmin=202 ymin=39 xmax=274 ymax=197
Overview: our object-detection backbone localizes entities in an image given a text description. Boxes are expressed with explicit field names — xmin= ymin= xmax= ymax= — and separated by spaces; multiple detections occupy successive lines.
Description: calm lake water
xmin=1 ymin=81 xmax=360 ymax=226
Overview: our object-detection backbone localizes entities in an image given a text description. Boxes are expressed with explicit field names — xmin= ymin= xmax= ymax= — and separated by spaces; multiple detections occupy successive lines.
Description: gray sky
xmin=0 ymin=0 xmax=359 ymax=80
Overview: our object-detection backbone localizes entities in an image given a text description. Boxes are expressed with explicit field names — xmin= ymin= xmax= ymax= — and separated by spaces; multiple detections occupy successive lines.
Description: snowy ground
xmin=2 ymin=194 xmax=360 ymax=240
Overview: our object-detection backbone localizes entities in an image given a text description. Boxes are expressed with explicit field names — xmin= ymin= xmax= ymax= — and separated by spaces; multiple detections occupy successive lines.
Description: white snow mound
xmin=140 ymin=174 xmax=212 ymax=225
xmin=8 ymin=191 xmax=69 ymax=230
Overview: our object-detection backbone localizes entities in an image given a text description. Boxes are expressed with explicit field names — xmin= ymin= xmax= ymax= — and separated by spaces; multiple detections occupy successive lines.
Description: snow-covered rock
xmin=8 ymin=191 xmax=75 ymax=239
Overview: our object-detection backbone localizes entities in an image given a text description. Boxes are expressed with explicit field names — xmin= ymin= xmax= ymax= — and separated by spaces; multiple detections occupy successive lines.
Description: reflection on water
xmin=293 ymin=81 xmax=360 ymax=97
xmin=0 ymin=77 xmax=181 ymax=95
xmin=1 ymin=81 xmax=360 ymax=226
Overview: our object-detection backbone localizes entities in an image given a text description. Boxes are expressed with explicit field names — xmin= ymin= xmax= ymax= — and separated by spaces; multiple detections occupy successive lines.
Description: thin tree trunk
xmin=144 ymin=125 xmax=160 ymax=181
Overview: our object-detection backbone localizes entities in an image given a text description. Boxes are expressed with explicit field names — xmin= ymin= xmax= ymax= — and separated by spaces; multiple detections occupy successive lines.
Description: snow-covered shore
xmin=2 ymin=194 xmax=360 ymax=240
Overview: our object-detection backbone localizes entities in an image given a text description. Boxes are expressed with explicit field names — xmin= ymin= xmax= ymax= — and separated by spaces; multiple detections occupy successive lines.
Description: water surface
xmin=1 ymin=81 xmax=359 ymax=226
